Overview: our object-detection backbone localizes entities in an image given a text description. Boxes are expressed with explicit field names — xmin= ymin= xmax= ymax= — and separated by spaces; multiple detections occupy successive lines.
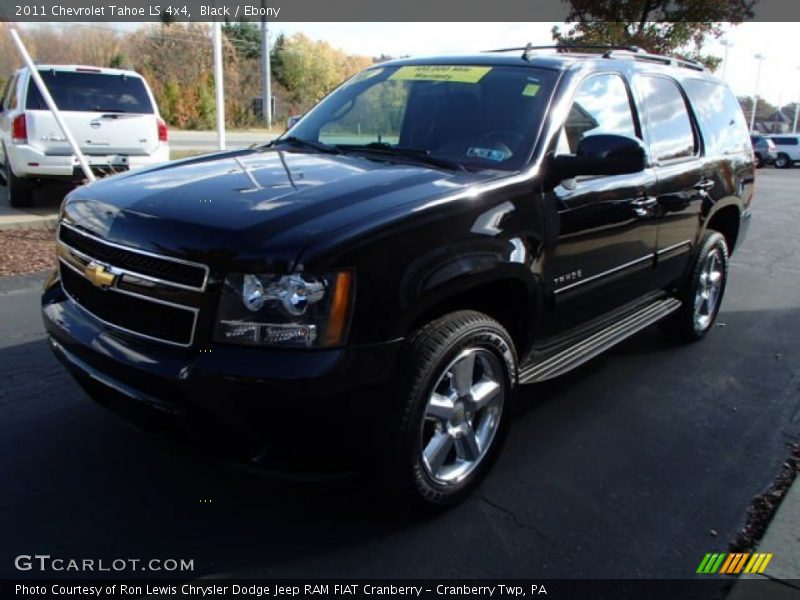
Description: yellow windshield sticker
xmin=389 ymin=65 xmax=492 ymax=83
xmin=522 ymin=82 xmax=541 ymax=96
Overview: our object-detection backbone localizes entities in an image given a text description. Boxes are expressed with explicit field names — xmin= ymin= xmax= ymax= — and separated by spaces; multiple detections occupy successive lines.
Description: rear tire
xmin=6 ymin=164 xmax=34 ymax=208
xmin=383 ymin=310 xmax=516 ymax=508
xmin=775 ymin=153 xmax=792 ymax=169
xmin=665 ymin=231 xmax=729 ymax=342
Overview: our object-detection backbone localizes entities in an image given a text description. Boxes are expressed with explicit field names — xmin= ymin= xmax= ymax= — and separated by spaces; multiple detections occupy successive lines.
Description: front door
xmin=541 ymin=72 xmax=658 ymax=339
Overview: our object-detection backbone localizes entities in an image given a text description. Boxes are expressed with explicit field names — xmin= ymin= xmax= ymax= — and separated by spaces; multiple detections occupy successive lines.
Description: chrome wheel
xmin=420 ymin=347 xmax=505 ymax=485
xmin=693 ymin=248 xmax=724 ymax=332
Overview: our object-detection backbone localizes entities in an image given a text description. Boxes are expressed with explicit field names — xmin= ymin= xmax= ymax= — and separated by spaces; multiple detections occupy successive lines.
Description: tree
xmin=223 ymin=22 xmax=261 ymax=60
xmin=551 ymin=0 xmax=758 ymax=70
xmin=272 ymin=33 xmax=372 ymax=114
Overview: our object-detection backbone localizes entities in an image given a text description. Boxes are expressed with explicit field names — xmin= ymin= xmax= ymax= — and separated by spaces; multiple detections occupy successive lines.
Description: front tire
xmin=385 ymin=310 xmax=516 ymax=507
xmin=667 ymin=231 xmax=729 ymax=342
xmin=754 ymin=153 xmax=763 ymax=169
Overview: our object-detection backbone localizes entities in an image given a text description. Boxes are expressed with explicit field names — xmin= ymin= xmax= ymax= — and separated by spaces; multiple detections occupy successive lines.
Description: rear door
xmin=23 ymin=69 xmax=159 ymax=157
xmin=633 ymin=74 xmax=706 ymax=288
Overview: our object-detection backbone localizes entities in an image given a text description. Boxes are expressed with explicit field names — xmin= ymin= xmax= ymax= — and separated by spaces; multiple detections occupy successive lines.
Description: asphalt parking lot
xmin=1 ymin=169 xmax=798 ymax=586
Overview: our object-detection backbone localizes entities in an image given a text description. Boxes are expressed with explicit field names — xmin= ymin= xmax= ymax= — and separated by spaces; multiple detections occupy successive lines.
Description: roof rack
xmin=483 ymin=43 xmax=705 ymax=72
xmin=603 ymin=48 xmax=705 ymax=71
xmin=484 ymin=44 xmax=642 ymax=61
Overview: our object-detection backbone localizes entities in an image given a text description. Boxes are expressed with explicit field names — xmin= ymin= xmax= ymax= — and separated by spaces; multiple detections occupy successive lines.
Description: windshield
xmin=26 ymin=71 xmax=154 ymax=114
xmin=286 ymin=64 xmax=556 ymax=171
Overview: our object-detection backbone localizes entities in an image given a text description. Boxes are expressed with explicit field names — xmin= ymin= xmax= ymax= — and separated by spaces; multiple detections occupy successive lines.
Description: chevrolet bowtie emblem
xmin=84 ymin=262 xmax=116 ymax=288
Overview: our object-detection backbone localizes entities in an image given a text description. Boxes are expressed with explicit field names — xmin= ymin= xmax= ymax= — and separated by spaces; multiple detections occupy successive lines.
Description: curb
xmin=0 ymin=215 xmax=59 ymax=231
xmin=726 ymin=475 xmax=800 ymax=598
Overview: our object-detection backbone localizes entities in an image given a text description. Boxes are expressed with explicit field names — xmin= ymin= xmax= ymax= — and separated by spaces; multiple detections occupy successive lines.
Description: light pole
xmin=720 ymin=39 xmax=733 ymax=81
xmin=793 ymin=67 xmax=800 ymax=134
xmin=261 ymin=0 xmax=272 ymax=128
xmin=750 ymin=53 xmax=766 ymax=133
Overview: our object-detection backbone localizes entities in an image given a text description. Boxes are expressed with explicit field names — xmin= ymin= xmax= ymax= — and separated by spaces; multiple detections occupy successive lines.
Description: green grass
xmin=170 ymin=150 xmax=207 ymax=161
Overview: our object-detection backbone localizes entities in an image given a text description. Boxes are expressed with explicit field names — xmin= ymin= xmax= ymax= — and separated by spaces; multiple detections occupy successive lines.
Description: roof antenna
xmin=521 ymin=42 xmax=534 ymax=62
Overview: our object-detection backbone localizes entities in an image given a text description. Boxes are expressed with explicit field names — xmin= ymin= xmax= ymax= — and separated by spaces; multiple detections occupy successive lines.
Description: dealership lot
xmin=1 ymin=169 xmax=798 ymax=583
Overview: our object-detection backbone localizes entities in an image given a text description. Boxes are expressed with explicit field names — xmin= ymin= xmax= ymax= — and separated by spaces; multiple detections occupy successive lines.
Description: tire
xmin=384 ymin=310 xmax=517 ymax=508
xmin=0 ymin=146 xmax=6 ymax=187
xmin=775 ymin=153 xmax=792 ymax=169
xmin=666 ymin=231 xmax=729 ymax=342
xmin=754 ymin=153 xmax=763 ymax=169
xmin=5 ymin=159 xmax=34 ymax=208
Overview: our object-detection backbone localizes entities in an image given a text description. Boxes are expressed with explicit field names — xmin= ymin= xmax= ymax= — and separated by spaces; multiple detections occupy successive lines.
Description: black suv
xmin=42 ymin=46 xmax=754 ymax=506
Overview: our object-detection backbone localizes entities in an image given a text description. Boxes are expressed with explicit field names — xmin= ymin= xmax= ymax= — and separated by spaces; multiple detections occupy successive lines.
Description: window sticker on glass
xmin=389 ymin=65 xmax=492 ymax=83
xmin=467 ymin=147 xmax=509 ymax=162
xmin=522 ymin=81 xmax=541 ymax=96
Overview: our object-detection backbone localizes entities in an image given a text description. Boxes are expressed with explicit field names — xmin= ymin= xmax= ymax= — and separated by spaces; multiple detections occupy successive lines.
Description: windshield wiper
xmin=267 ymin=136 xmax=340 ymax=154
xmin=339 ymin=142 xmax=466 ymax=172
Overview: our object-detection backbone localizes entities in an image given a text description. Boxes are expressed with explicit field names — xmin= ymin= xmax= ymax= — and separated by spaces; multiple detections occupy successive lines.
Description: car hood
xmin=62 ymin=149 xmax=493 ymax=272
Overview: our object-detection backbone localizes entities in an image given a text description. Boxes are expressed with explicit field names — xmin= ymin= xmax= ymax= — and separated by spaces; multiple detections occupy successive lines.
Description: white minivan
xmin=0 ymin=65 xmax=169 ymax=207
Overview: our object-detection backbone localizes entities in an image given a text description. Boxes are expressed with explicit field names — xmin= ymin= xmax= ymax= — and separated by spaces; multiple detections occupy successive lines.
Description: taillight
xmin=11 ymin=113 xmax=27 ymax=144
xmin=157 ymin=118 xmax=168 ymax=143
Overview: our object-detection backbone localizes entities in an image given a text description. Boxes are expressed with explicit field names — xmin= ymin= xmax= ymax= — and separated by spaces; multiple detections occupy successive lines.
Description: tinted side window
xmin=773 ymin=137 xmax=799 ymax=146
xmin=3 ymin=74 xmax=19 ymax=110
xmin=1 ymin=78 xmax=11 ymax=109
xmin=684 ymin=78 xmax=752 ymax=157
xmin=561 ymin=73 xmax=638 ymax=153
xmin=638 ymin=75 xmax=695 ymax=161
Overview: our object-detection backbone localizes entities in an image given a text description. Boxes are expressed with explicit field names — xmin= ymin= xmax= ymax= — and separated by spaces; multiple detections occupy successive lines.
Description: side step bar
xmin=518 ymin=297 xmax=682 ymax=384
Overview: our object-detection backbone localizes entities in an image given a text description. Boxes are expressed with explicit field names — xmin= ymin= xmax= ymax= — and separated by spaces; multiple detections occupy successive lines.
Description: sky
xmin=27 ymin=21 xmax=800 ymax=107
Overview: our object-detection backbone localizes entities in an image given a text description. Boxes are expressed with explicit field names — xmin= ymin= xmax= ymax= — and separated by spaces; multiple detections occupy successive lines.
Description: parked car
xmin=0 ymin=65 xmax=169 ymax=207
xmin=768 ymin=134 xmax=800 ymax=168
xmin=43 ymin=47 xmax=753 ymax=506
xmin=750 ymin=134 xmax=777 ymax=168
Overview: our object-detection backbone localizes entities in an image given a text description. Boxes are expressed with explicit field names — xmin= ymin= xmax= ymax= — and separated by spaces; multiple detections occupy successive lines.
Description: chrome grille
xmin=57 ymin=222 xmax=206 ymax=347
xmin=59 ymin=223 xmax=208 ymax=290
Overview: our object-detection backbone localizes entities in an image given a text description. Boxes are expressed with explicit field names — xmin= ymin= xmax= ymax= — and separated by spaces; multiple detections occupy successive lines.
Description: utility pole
xmin=261 ymin=0 xmax=272 ymax=128
xmin=750 ymin=53 xmax=766 ymax=133
xmin=793 ymin=67 xmax=800 ymax=134
xmin=720 ymin=39 xmax=733 ymax=81
xmin=213 ymin=20 xmax=226 ymax=150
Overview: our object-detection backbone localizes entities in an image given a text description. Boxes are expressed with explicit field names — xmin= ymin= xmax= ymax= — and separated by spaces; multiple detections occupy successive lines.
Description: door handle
xmin=631 ymin=196 xmax=657 ymax=217
xmin=694 ymin=179 xmax=715 ymax=191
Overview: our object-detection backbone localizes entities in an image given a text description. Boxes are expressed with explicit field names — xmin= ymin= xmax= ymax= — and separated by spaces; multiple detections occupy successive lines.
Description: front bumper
xmin=42 ymin=272 xmax=402 ymax=469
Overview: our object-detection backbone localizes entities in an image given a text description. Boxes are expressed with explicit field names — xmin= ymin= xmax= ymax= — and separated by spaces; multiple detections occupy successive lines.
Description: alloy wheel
xmin=693 ymin=248 xmax=725 ymax=333
xmin=420 ymin=347 xmax=505 ymax=485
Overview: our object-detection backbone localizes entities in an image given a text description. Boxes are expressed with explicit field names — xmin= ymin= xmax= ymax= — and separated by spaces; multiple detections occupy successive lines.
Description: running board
xmin=518 ymin=298 xmax=682 ymax=384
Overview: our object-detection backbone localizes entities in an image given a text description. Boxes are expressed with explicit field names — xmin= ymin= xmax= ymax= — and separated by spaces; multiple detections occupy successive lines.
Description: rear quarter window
xmin=683 ymin=79 xmax=750 ymax=156
xmin=25 ymin=71 xmax=154 ymax=114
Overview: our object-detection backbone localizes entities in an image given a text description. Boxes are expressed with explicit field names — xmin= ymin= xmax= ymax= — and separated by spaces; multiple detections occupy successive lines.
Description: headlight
xmin=214 ymin=271 xmax=353 ymax=348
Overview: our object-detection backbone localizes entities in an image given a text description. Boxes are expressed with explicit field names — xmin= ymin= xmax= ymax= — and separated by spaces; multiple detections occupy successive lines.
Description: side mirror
xmin=286 ymin=114 xmax=302 ymax=130
xmin=552 ymin=134 xmax=647 ymax=180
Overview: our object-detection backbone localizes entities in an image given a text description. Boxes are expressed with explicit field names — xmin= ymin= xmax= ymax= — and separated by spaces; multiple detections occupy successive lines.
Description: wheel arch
xmin=393 ymin=269 xmax=542 ymax=360
xmin=702 ymin=201 xmax=742 ymax=254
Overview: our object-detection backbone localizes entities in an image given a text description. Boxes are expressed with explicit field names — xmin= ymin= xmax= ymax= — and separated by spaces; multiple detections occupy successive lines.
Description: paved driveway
xmin=1 ymin=170 xmax=798 ymax=585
